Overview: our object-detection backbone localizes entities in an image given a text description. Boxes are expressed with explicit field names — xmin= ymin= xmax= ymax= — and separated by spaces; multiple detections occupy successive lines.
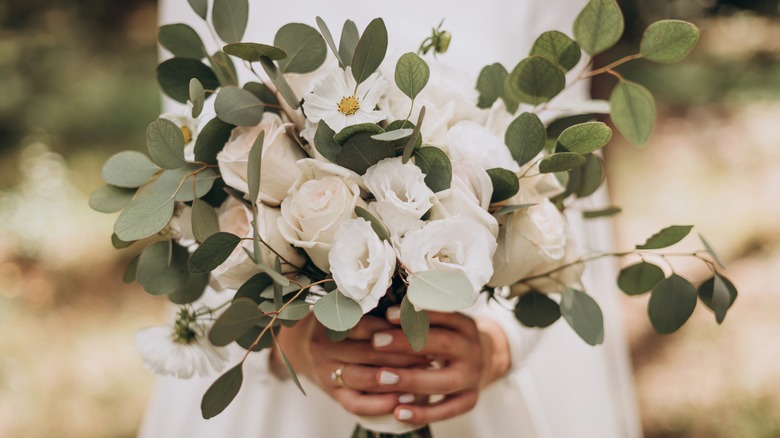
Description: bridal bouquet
xmin=91 ymin=0 xmax=737 ymax=435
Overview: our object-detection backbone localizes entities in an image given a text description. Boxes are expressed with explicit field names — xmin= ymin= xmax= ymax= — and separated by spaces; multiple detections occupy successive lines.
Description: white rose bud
xmin=447 ymin=120 xmax=520 ymax=173
xmin=329 ymin=218 xmax=396 ymax=313
xmin=217 ymin=112 xmax=306 ymax=206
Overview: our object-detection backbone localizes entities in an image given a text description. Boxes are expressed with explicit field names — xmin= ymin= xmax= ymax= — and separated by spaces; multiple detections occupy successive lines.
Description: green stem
xmin=580 ymin=53 xmax=643 ymax=79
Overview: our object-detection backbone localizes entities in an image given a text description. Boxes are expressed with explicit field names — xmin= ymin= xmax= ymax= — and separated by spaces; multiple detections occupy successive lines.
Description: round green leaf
xmin=698 ymin=275 xmax=737 ymax=324
xmin=258 ymin=300 xmax=310 ymax=322
xmin=188 ymin=232 xmax=242 ymax=273
xmin=567 ymin=153 xmax=604 ymax=198
xmin=195 ymin=117 xmax=234 ymax=165
xmin=573 ymin=0 xmax=625 ymax=56
xmin=617 ymin=262 xmax=665 ymax=295
xmin=505 ymin=112 xmax=546 ymax=167
xmin=337 ymin=133 xmax=394 ymax=175
xmin=158 ymin=24 xmax=206 ymax=59
xmin=215 ymin=86 xmax=265 ymax=126
xmin=112 ymin=233 xmax=135 ymax=249
xmin=152 ymin=166 xmax=219 ymax=202
xmin=114 ymin=194 xmax=175 ymax=242
xmin=187 ymin=0 xmax=208 ymax=20
xmin=648 ymin=274 xmax=697 ymax=334
xmin=476 ymin=63 xmax=509 ymax=109
xmin=414 ymin=147 xmax=452 ymax=193
xmin=486 ymin=168 xmax=520 ymax=203
xmin=539 ymin=152 xmax=587 ymax=173
xmin=610 ymin=80 xmax=656 ymax=146
xmin=640 ymin=20 xmax=699 ymax=64
xmin=123 ymin=255 xmax=139 ymax=284
xmin=147 ymin=118 xmax=187 ymax=169
xmin=157 ymin=58 xmax=219 ymax=104
xmin=313 ymin=290 xmax=363 ymax=332
xmin=191 ymin=198 xmax=220 ymax=243
xmin=236 ymin=325 xmax=277 ymax=352
xmin=274 ymin=23 xmax=328 ymax=74
xmin=407 ymin=270 xmax=475 ymax=312
xmin=400 ymin=295 xmax=429 ymax=352
xmin=235 ymin=273 xmax=274 ymax=304
xmin=201 ymin=364 xmax=243 ymax=419
xmin=211 ymin=0 xmax=248 ymax=44
xmin=636 ymin=225 xmax=693 ymax=250
xmin=313 ymin=120 xmax=341 ymax=163
xmin=101 ymin=151 xmax=160 ymax=188
xmin=89 ymin=185 xmax=136 ymax=213
xmin=189 ymin=78 xmax=205 ymax=118
xmin=209 ymin=50 xmax=238 ymax=87
xmin=351 ymin=18 xmax=388 ymax=84
xmin=209 ymin=297 xmax=264 ymax=346
xmin=530 ymin=31 xmax=582 ymax=71
xmin=514 ymin=291 xmax=561 ymax=328
xmin=339 ymin=20 xmax=360 ymax=69
xmin=137 ymin=241 xmax=190 ymax=296
xmin=505 ymin=56 xmax=566 ymax=105
xmin=333 ymin=122 xmax=384 ymax=144
xmin=395 ymin=52 xmax=430 ymax=100
xmin=556 ymin=122 xmax=612 ymax=154
xmin=560 ymin=288 xmax=604 ymax=345
xmin=223 ymin=42 xmax=287 ymax=62
xmin=168 ymin=272 xmax=210 ymax=305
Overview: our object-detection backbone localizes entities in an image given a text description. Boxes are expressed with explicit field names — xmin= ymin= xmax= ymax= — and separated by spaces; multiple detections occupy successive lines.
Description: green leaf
xmin=640 ymin=20 xmax=699 ymax=64
xmin=407 ymin=270 xmax=475 ymax=312
xmin=258 ymin=300 xmax=310 ymax=321
xmin=89 ymin=185 xmax=135 ymax=213
xmin=557 ymin=122 xmax=612 ymax=154
xmin=276 ymin=343 xmax=306 ymax=395
xmin=636 ymin=225 xmax=693 ymax=250
xmin=211 ymin=0 xmax=248 ymax=43
xmin=699 ymin=234 xmax=725 ymax=269
xmin=476 ymin=63 xmax=509 ymax=109
xmin=195 ymin=117 xmax=234 ymax=165
xmin=236 ymin=325 xmax=277 ymax=352
xmin=188 ymin=232 xmax=242 ymax=273
xmin=648 ymin=274 xmax=697 ymax=334
xmin=351 ymin=18 xmax=388 ymax=84
xmin=313 ymin=290 xmax=363 ymax=332
xmin=214 ymin=87 xmax=264 ymax=126
xmin=337 ymin=133 xmax=394 ymax=175
xmin=258 ymin=276 xmax=310 ymax=300
xmin=112 ymin=233 xmax=135 ymax=249
xmin=583 ymin=206 xmax=622 ymax=219
xmin=400 ymin=295 xmax=429 ymax=352
xmin=354 ymin=206 xmax=391 ymax=241
xmin=246 ymin=132 xmax=264 ymax=204
xmin=560 ymin=288 xmax=604 ymax=345
xmin=152 ymin=166 xmax=219 ymax=202
xmin=147 ymin=119 xmax=187 ymax=170
xmin=573 ymin=0 xmax=625 ymax=55
xmin=243 ymin=82 xmax=280 ymax=108
xmin=486 ymin=168 xmax=519 ymax=203
xmin=313 ymin=120 xmax=341 ymax=163
xmin=209 ymin=297 xmax=264 ymax=346
xmin=191 ymin=198 xmax=220 ymax=243
xmin=259 ymin=57 xmax=299 ymax=109
xmin=505 ymin=56 xmax=565 ymax=106
xmin=402 ymin=107 xmax=425 ymax=163
xmin=326 ymin=328 xmax=350 ymax=342
xmin=567 ymin=153 xmax=603 ymax=198
xmin=514 ymin=291 xmax=561 ymax=328
xmin=495 ymin=203 xmax=536 ymax=216
xmin=610 ymin=80 xmax=656 ymax=146
xmin=539 ymin=152 xmax=587 ymax=173
xmin=530 ymin=31 xmax=582 ymax=71
xmin=235 ymin=273 xmax=274 ymax=303
xmin=157 ymin=58 xmax=219 ymax=104
xmin=339 ymin=20 xmax=360 ymax=68
xmin=316 ymin=17 xmax=345 ymax=67
xmin=201 ymin=364 xmax=243 ymax=419
xmin=372 ymin=129 xmax=414 ymax=142
xmin=414 ymin=146 xmax=452 ymax=193
xmin=209 ymin=50 xmax=238 ymax=87
xmin=395 ymin=52 xmax=430 ymax=100
xmin=698 ymin=275 xmax=737 ymax=324
xmin=137 ymin=241 xmax=190 ymax=296
xmin=123 ymin=256 xmax=139 ymax=284
xmin=114 ymin=194 xmax=175 ymax=242
xmin=189 ymin=78 xmax=205 ymax=118
xmin=158 ymin=24 xmax=206 ymax=59
xmin=187 ymin=0 xmax=208 ymax=19
xmin=274 ymin=23 xmax=327 ymax=74
xmin=168 ymin=272 xmax=209 ymax=305
xmin=101 ymin=151 xmax=160 ymax=188
xmin=333 ymin=122 xmax=384 ymax=144
xmin=505 ymin=112 xmax=546 ymax=167
xmin=617 ymin=262 xmax=665 ymax=296
xmin=223 ymin=42 xmax=287 ymax=62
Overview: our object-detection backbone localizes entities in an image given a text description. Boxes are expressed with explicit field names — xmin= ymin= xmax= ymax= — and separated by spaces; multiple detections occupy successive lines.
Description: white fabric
xmin=141 ymin=1 xmax=642 ymax=437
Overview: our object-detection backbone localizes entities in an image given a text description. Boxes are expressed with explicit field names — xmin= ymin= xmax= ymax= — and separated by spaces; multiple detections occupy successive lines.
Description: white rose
xmin=429 ymin=160 xmax=498 ymax=237
xmin=211 ymin=198 xmax=304 ymax=291
xmin=217 ymin=112 xmax=306 ymax=206
xmin=447 ymin=120 xmax=520 ymax=173
xmin=399 ymin=216 xmax=497 ymax=294
xmin=278 ymin=160 xmax=365 ymax=271
xmin=329 ymin=218 xmax=396 ymax=313
xmin=364 ymin=157 xmax=434 ymax=238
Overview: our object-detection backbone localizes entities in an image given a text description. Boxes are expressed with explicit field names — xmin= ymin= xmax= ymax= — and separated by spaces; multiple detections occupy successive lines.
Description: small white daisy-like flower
xmin=160 ymin=112 xmax=200 ymax=162
xmin=135 ymin=307 xmax=229 ymax=379
xmin=303 ymin=66 xmax=387 ymax=133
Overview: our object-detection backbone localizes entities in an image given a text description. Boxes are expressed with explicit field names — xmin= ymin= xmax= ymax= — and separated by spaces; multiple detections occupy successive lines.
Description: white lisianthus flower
xmin=430 ymin=159 xmax=498 ymax=237
xmin=447 ymin=120 xmax=520 ymax=173
xmin=329 ymin=218 xmax=396 ymax=313
xmin=278 ymin=159 xmax=365 ymax=271
xmin=399 ymin=216 xmax=497 ymax=294
xmin=303 ymin=66 xmax=387 ymax=133
xmin=161 ymin=112 xmax=200 ymax=162
xmin=363 ymin=157 xmax=434 ymax=238
xmin=217 ymin=112 xmax=306 ymax=206
xmin=212 ymin=197 xmax=304 ymax=291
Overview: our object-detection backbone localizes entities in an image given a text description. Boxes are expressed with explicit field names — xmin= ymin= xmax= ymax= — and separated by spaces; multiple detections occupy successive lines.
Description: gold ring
xmin=330 ymin=364 xmax=346 ymax=387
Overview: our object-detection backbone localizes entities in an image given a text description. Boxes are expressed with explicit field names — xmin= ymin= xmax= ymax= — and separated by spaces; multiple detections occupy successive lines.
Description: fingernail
xmin=378 ymin=370 xmax=400 ymax=385
xmin=387 ymin=306 xmax=401 ymax=321
xmin=373 ymin=332 xmax=393 ymax=348
xmin=397 ymin=408 xmax=413 ymax=421
xmin=398 ymin=393 xmax=415 ymax=404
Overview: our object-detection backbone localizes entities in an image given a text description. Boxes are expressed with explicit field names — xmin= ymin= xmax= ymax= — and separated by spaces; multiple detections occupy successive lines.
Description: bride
xmin=141 ymin=1 xmax=642 ymax=436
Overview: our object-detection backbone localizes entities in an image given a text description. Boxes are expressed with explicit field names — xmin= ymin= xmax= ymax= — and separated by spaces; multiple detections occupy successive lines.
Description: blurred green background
xmin=1 ymin=1 xmax=779 ymax=437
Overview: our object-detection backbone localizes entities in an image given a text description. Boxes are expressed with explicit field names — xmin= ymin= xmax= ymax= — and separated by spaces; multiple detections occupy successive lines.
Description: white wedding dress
xmin=141 ymin=1 xmax=642 ymax=437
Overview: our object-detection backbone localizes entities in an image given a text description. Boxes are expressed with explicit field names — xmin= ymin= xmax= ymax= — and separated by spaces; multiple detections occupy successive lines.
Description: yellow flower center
xmin=337 ymin=96 xmax=360 ymax=116
xmin=180 ymin=126 xmax=193 ymax=144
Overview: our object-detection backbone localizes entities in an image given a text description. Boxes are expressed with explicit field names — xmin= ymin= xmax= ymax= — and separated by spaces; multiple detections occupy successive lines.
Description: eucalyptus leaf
xmin=539 ymin=152 xmax=587 ymax=173
xmin=338 ymin=20 xmax=360 ymax=68
xmin=476 ymin=63 xmax=509 ymax=109
xmin=583 ymin=206 xmax=622 ymax=219
xmin=259 ymin=57 xmax=299 ymax=109
xmin=258 ymin=277 xmax=310 ymax=299
xmin=402 ymin=107 xmax=426 ymax=164
xmin=195 ymin=117 xmax=234 ymax=164
xmin=617 ymin=262 xmax=665 ymax=296
xmin=486 ymin=168 xmax=519 ymax=203
xmin=316 ymin=17 xmax=345 ymax=67
xmin=89 ymin=185 xmax=136 ymax=213
xmin=215 ymin=86 xmax=264 ymax=126
xmin=337 ymin=133 xmax=394 ymax=175
xmin=699 ymin=234 xmax=725 ymax=269
xmin=158 ymin=24 xmax=206 ymax=59
xmin=326 ymin=328 xmax=350 ymax=342
xmin=123 ymin=255 xmax=139 ymax=284
xmin=209 ymin=297 xmax=264 ymax=346
xmin=188 ymin=232 xmax=242 ymax=273
xmin=235 ymin=273 xmax=274 ymax=303
xmin=313 ymin=120 xmax=341 ymax=163
xmin=275 ymin=23 xmax=327 ymax=74
xmin=276 ymin=343 xmax=306 ymax=395
xmin=640 ymin=20 xmax=699 ymax=64
xmin=610 ymin=80 xmax=655 ymax=146
xmin=223 ymin=42 xmax=287 ymax=62
xmin=505 ymin=56 xmax=565 ymax=106
xmin=147 ymin=118 xmax=187 ymax=169
xmin=313 ymin=289 xmax=363 ymax=332
xmin=209 ymin=50 xmax=238 ymax=87
xmin=168 ymin=272 xmax=209 ymax=305
xmin=560 ymin=288 xmax=604 ymax=345
xmin=573 ymin=0 xmax=625 ymax=55
xmin=152 ymin=166 xmax=219 ymax=202
xmin=333 ymin=123 xmax=384 ymax=144
xmin=187 ymin=0 xmax=208 ymax=19
xmin=157 ymin=58 xmax=219 ymax=104
xmin=407 ymin=270 xmax=475 ymax=312
xmin=698 ymin=275 xmax=737 ymax=324
xmin=137 ymin=241 xmax=190 ymax=296
xmin=395 ymin=52 xmax=430 ymax=100
xmin=258 ymin=300 xmax=310 ymax=321
xmin=557 ymin=122 xmax=612 ymax=154
xmin=354 ymin=206 xmax=391 ymax=242
xmin=351 ymin=18 xmax=388 ymax=84
xmin=567 ymin=153 xmax=603 ymax=198
xmin=192 ymin=198 xmax=220 ymax=243
xmin=101 ymin=151 xmax=160 ymax=188
xmin=236 ymin=325 xmax=277 ymax=352
xmin=189 ymin=78 xmax=205 ymax=118
xmin=636 ymin=225 xmax=693 ymax=250
xmin=372 ymin=129 xmax=414 ymax=142
xmin=648 ymin=274 xmax=697 ymax=334
xmin=505 ymin=112 xmax=546 ymax=167
xmin=211 ymin=0 xmax=248 ymax=43
xmin=243 ymin=82 xmax=279 ymax=107
xmin=514 ymin=291 xmax=561 ymax=328
xmin=414 ymin=146 xmax=452 ymax=193
xmin=114 ymin=194 xmax=175 ymax=242
xmin=530 ymin=31 xmax=582 ymax=71
xmin=247 ymin=132 xmax=265 ymax=204
xmin=400 ymin=295 xmax=429 ymax=352
xmin=201 ymin=364 xmax=243 ymax=419
xmin=112 ymin=233 xmax=134 ymax=249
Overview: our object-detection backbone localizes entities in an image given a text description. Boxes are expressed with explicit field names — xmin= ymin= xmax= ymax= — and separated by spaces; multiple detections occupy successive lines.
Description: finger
xmin=347 ymin=315 xmax=396 ymax=340
xmin=394 ymin=391 xmax=479 ymax=424
xmin=338 ymin=364 xmax=399 ymax=393
xmin=331 ymin=387 xmax=400 ymax=416
xmin=328 ymin=340 xmax=434 ymax=367
xmin=375 ymin=363 xmax=479 ymax=395
xmin=373 ymin=328 xmax=477 ymax=358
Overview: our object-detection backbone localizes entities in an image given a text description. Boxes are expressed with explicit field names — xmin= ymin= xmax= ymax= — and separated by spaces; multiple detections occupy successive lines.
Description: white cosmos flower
xmin=303 ymin=66 xmax=387 ymax=132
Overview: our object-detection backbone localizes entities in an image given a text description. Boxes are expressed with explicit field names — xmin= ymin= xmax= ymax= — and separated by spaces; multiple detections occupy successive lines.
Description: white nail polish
xmin=387 ymin=306 xmax=401 ymax=321
xmin=378 ymin=370 xmax=400 ymax=385
xmin=398 ymin=393 xmax=415 ymax=404
xmin=397 ymin=408 xmax=413 ymax=421
xmin=373 ymin=332 xmax=393 ymax=348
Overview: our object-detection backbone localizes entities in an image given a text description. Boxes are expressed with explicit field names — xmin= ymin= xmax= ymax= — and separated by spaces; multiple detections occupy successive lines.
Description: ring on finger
xmin=330 ymin=364 xmax=346 ymax=387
